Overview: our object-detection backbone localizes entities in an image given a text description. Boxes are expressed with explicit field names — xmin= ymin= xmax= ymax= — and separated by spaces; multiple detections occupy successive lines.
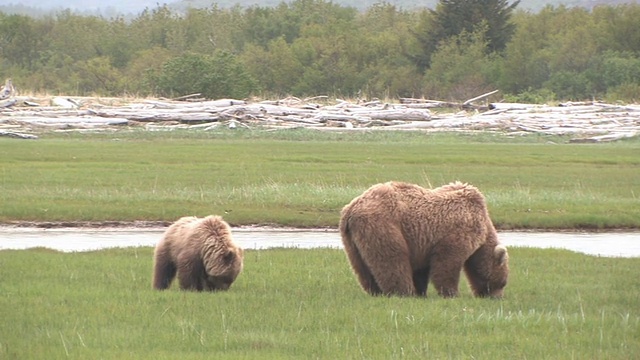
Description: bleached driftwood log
xmin=0 ymin=79 xmax=15 ymax=100
xmin=0 ymin=130 xmax=38 ymax=139
xmin=51 ymin=97 xmax=80 ymax=108
xmin=1 ymin=92 xmax=638 ymax=141
xmin=488 ymin=103 xmax=548 ymax=111
xmin=463 ymin=90 xmax=500 ymax=107
xmin=0 ymin=99 xmax=17 ymax=108
xmin=569 ymin=132 xmax=638 ymax=143
xmin=400 ymin=90 xmax=501 ymax=110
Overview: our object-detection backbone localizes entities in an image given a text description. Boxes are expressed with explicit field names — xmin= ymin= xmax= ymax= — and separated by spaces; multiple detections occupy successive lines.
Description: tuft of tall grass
xmin=0 ymin=247 xmax=638 ymax=359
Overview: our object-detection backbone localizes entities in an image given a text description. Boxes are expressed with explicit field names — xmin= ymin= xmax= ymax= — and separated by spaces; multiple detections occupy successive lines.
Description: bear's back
xmin=384 ymin=181 xmax=490 ymax=243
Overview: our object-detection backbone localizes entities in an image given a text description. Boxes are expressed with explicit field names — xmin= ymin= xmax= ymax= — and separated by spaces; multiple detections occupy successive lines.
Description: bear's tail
xmin=339 ymin=207 xmax=353 ymax=241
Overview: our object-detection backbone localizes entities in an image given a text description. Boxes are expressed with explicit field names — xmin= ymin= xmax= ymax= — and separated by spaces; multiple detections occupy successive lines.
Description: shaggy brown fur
xmin=339 ymin=181 xmax=509 ymax=298
xmin=152 ymin=215 xmax=244 ymax=291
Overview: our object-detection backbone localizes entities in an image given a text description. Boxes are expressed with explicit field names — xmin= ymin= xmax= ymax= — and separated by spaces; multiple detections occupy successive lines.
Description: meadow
xmin=0 ymin=246 xmax=638 ymax=359
xmin=0 ymin=128 xmax=639 ymax=229
xmin=1 ymin=129 xmax=639 ymax=359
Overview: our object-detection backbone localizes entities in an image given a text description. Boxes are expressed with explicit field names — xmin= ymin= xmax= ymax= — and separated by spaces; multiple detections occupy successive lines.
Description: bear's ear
xmin=222 ymin=249 xmax=236 ymax=264
xmin=494 ymin=245 xmax=509 ymax=266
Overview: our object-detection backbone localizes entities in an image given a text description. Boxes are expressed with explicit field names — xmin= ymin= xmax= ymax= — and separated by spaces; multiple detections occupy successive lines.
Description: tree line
xmin=0 ymin=0 xmax=639 ymax=102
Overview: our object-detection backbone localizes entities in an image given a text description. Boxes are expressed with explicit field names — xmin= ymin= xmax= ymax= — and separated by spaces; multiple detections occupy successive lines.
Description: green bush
xmin=605 ymin=83 xmax=640 ymax=103
xmin=544 ymin=71 xmax=592 ymax=101
xmin=503 ymin=88 xmax=556 ymax=104
xmin=150 ymin=51 xmax=258 ymax=99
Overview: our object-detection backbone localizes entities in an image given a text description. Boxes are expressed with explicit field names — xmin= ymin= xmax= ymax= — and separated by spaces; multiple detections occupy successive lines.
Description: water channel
xmin=0 ymin=227 xmax=639 ymax=258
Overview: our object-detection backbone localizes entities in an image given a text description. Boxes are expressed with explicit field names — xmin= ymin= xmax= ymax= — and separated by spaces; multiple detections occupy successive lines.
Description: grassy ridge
xmin=0 ymin=129 xmax=639 ymax=229
xmin=0 ymin=247 xmax=638 ymax=359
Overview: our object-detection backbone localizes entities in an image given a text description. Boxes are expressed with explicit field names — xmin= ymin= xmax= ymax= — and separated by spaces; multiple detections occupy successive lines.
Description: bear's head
xmin=485 ymin=245 xmax=509 ymax=298
xmin=203 ymin=245 xmax=244 ymax=291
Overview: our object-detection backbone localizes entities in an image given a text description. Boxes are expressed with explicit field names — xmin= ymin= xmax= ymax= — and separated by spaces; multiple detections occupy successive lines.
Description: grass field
xmin=1 ymin=129 xmax=639 ymax=359
xmin=1 ymin=128 xmax=639 ymax=229
xmin=0 ymin=247 xmax=638 ymax=359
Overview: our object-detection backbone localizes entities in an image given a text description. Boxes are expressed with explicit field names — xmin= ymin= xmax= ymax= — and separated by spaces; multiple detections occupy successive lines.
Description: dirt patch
xmin=0 ymin=220 xmax=338 ymax=232
xmin=1 ymin=220 xmax=172 ymax=229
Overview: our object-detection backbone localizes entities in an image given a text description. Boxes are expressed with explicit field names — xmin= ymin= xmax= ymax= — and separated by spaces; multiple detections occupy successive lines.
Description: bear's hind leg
xmin=152 ymin=253 xmax=177 ymax=290
xmin=343 ymin=239 xmax=382 ymax=295
xmin=412 ymin=267 xmax=430 ymax=296
xmin=360 ymin=229 xmax=415 ymax=296
xmin=371 ymin=260 xmax=415 ymax=296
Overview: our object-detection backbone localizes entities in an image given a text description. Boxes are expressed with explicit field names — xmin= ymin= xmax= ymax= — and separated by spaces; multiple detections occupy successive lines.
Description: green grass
xmin=0 ymin=247 xmax=638 ymax=359
xmin=1 ymin=128 xmax=639 ymax=229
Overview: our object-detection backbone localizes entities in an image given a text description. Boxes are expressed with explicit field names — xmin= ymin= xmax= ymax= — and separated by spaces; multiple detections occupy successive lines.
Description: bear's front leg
xmin=429 ymin=258 xmax=463 ymax=298
xmin=176 ymin=256 xmax=206 ymax=291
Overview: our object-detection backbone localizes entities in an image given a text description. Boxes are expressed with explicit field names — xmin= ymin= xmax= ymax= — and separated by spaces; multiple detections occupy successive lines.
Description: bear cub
xmin=152 ymin=215 xmax=244 ymax=291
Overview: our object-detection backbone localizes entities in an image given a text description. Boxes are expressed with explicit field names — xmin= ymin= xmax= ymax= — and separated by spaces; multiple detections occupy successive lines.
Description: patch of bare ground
xmin=0 ymin=221 xmax=340 ymax=232
xmin=0 ymin=220 xmax=172 ymax=229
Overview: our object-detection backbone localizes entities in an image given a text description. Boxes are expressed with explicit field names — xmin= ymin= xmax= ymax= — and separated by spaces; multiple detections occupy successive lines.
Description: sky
xmin=2 ymin=0 xmax=173 ymax=14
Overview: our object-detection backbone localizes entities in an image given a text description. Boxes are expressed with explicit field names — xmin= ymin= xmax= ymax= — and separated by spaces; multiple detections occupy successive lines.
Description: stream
xmin=0 ymin=227 xmax=639 ymax=258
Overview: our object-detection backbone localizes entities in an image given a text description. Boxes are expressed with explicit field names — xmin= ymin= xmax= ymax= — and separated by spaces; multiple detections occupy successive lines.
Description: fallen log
xmin=51 ymin=97 xmax=80 ymax=108
xmin=0 ymin=79 xmax=14 ymax=100
xmin=0 ymin=98 xmax=17 ymax=108
xmin=488 ymin=102 xmax=547 ymax=111
xmin=569 ymin=131 xmax=638 ymax=143
xmin=0 ymin=130 xmax=38 ymax=139
xmin=463 ymin=90 xmax=500 ymax=106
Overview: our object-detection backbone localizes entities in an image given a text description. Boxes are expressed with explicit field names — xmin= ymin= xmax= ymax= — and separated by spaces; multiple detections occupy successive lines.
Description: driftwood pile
xmin=398 ymin=98 xmax=640 ymax=143
xmin=1 ymin=90 xmax=639 ymax=142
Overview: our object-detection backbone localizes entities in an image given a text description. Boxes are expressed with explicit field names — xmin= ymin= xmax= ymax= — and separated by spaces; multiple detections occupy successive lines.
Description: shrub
xmin=503 ymin=88 xmax=556 ymax=104
xmin=151 ymin=51 xmax=258 ymax=99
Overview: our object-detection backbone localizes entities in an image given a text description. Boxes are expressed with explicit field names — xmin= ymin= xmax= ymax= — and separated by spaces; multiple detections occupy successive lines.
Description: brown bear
xmin=339 ymin=181 xmax=509 ymax=298
xmin=152 ymin=215 xmax=244 ymax=291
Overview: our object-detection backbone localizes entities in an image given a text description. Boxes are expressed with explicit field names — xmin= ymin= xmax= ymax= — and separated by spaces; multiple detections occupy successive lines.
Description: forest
xmin=0 ymin=0 xmax=639 ymax=102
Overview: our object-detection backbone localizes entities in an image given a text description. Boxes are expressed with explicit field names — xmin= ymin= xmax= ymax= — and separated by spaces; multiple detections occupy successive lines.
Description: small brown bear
xmin=339 ymin=181 xmax=509 ymax=298
xmin=152 ymin=215 xmax=244 ymax=291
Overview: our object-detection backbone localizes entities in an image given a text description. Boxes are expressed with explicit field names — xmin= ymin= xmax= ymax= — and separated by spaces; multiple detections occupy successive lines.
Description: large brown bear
xmin=152 ymin=215 xmax=244 ymax=291
xmin=339 ymin=181 xmax=509 ymax=298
